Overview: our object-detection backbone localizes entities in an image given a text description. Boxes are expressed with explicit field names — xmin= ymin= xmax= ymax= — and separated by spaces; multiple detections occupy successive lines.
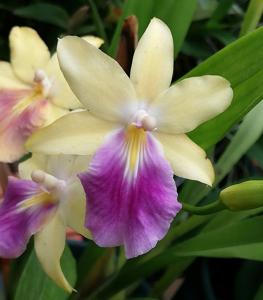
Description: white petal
xmin=46 ymin=155 xmax=90 ymax=180
xmin=57 ymin=36 xmax=137 ymax=123
xmin=61 ymin=180 xmax=91 ymax=239
xmin=150 ymin=75 xmax=233 ymax=134
xmin=18 ymin=154 xmax=47 ymax=179
xmin=130 ymin=18 xmax=174 ymax=103
xmin=34 ymin=214 xmax=74 ymax=292
xmin=44 ymin=54 xmax=83 ymax=109
xmin=154 ymin=132 xmax=215 ymax=186
xmin=26 ymin=111 xmax=117 ymax=155
xmin=44 ymin=36 xmax=103 ymax=109
xmin=9 ymin=27 xmax=50 ymax=83
xmin=81 ymin=35 xmax=104 ymax=48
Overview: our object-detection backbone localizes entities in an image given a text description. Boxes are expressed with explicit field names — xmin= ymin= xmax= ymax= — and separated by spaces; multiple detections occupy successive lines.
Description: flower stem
xmin=182 ymin=200 xmax=226 ymax=215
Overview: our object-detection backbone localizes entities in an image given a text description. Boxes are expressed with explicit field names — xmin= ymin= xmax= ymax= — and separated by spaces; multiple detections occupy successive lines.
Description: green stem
xmin=240 ymin=0 xmax=263 ymax=37
xmin=182 ymin=199 xmax=226 ymax=215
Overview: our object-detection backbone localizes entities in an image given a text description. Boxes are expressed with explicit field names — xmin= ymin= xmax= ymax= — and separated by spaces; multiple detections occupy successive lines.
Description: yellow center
xmin=18 ymin=192 xmax=57 ymax=211
xmin=12 ymin=69 xmax=52 ymax=115
xmin=12 ymin=84 xmax=43 ymax=114
xmin=125 ymin=124 xmax=146 ymax=175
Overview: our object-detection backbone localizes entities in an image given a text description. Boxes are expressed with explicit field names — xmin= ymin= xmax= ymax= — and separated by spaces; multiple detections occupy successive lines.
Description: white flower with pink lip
xmin=0 ymin=26 xmax=103 ymax=162
xmin=27 ymin=18 xmax=233 ymax=258
xmin=0 ymin=154 xmax=90 ymax=292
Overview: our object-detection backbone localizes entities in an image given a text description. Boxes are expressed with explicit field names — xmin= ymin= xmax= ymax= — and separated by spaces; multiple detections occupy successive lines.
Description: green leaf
xmin=14 ymin=3 xmax=69 ymax=29
xmin=183 ymin=27 xmax=263 ymax=149
xmin=151 ymin=258 xmax=194 ymax=297
xmin=153 ymin=0 xmax=197 ymax=56
xmin=240 ymin=0 xmax=263 ymax=36
xmin=87 ymin=210 xmax=263 ymax=299
xmin=254 ymin=281 xmax=263 ymax=300
xmin=234 ymin=261 xmax=263 ymax=300
xmin=15 ymin=245 xmax=76 ymax=300
xmin=216 ymin=100 xmax=263 ymax=183
xmin=209 ymin=0 xmax=234 ymax=22
xmin=247 ymin=136 xmax=263 ymax=169
xmin=170 ymin=215 xmax=263 ymax=260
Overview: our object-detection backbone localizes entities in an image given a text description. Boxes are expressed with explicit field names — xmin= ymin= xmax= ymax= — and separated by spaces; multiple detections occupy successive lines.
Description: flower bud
xmin=220 ymin=180 xmax=263 ymax=211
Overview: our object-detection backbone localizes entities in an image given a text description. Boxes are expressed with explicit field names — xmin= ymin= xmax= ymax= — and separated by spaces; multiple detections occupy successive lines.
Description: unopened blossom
xmin=0 ymin=154 xmax=90 ymax=292
xmin=0 ymin=26 xmax=103 ymax=162
xmin=27 ymin=18 xmax=233 ymax=258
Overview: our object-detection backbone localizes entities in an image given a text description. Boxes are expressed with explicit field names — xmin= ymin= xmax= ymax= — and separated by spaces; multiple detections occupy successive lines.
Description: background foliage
xmin=0 ymin=0 xmax=262 ymax=299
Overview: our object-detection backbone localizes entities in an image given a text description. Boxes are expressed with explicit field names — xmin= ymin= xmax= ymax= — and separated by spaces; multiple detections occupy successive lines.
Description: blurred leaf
xmin=154 ymin=0 xmax=197 ymax=57
xmin=73 ymin=242 xmax=111 ymax=299
xmin=211 ymin=30 xmax=236 ymax=45
xmin=182 ymin=39 xmax=213 ymax=58
xmin=193 ymin=0 xmax=218 ymax=21
xmin=240 ymin=0 xmax=263 ymax=36
xmin=209 ymin=0 xmax=234 ymax=22
xmin=247 ymin=137 xmax=263 ymax=169
xmin=88 ymin=0 xmax=109 ymax=48
xmin=216 ymin=100 xmax=263 ymax=183
xmin=254 ymin=281 xmax=263 ymax=300
xmin=15 ymin=245 xmax=76 ymax=300
xmin=183 ymin=27 xmax=263 ymax=149
xmin=14 ymin=3 xmax=69 ymax=29
xmin=151 ymin=258 xmax=194 ymax=297
xmin=234 ymin=261 xmax=263 ymax=300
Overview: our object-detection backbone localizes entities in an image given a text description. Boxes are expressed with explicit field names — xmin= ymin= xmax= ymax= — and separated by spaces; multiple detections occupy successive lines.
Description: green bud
xmin=220 ymin=180 xmax=263 ymax=211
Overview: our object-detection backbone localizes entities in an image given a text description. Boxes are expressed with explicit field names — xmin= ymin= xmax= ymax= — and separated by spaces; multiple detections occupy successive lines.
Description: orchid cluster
xmin=0 ymin=18 xmax=233 ymax=292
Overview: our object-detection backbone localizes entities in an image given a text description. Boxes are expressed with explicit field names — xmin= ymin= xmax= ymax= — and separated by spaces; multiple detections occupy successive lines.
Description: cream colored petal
xmin=150 ymin=75 xmax=233 ymax=134
xmin=154 ymin=132 xmax=215 ymax=186
xmin=44 ymin=36 xmax=103 ymax=110
xmin=81 ymin=35 xmax=104 ymax=48
xmin=44 ymin=54 xmax=83 ymax=109
xmin=26 ymin=111 xmax=117 ymax=155
xmin=46 ymin=155 xmax=90 ymax=180
xmin=10 ymin=26 xmax=50 ymax=83
xmin=18 ymin=154 xmax=47 ymax=179
xmin=61 ymin=180 xmax=91 ymax=239
xmin=130 ymin=18 xmax=174 ymax=103
xmin=44 ymin=102 xmax=69 ymax=126
xmin=34 ymin=214 xmax=74 ymax=293
xmin=0 ymin=61 xmax=28 ymax=89
xmin=57 ymin=36 xmax=137 ymax=123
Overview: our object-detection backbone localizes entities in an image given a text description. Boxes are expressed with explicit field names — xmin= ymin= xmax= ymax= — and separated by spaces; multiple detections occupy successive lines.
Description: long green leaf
xmin=183 ymin=27 xmax=263 ymax=149
xmin=240 ymin=0 xmax=263 ymax=36
xmin=170 ymin=216 xmax=263 ymax=260
xmin=15 ymin=245 xmax=76 ymax=300
xmin=153 ymin=0 xmax=197 ymax=56
xmin=216 ymin=100 xmax=263 ymax=182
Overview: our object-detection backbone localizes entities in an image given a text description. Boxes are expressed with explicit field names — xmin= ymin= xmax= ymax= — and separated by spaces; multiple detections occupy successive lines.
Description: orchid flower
xmin=27 ymin=18 xmax=233 ymax=258
xmin=0 ymin=154 xmax=90 ymax=292
xmin=0 ymin=26 xmax=103 ymax=162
